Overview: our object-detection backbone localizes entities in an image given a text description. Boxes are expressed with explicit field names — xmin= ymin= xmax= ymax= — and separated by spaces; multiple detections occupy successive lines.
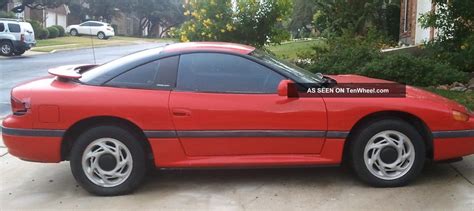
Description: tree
xmin=130 ymin=0 xmax=185 ymax=37
xmin=83 ymin=0 xmax=120 ymax=22
xmin=288 ymin=0 xmax=317 ymax=38
xmin=10 ymin=0 xmax=69 ymax=13
xmin=177 ymin=0 xmax=292 ymax=47
xmin=312 ymin=0 xmax=400 ymax=41
xmin=419 ymin=0 xmax=474 ymax=72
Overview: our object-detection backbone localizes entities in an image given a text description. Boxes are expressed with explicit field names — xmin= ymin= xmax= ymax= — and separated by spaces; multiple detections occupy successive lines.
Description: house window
xmin=403 ymin=0 xmax=410 ymax=32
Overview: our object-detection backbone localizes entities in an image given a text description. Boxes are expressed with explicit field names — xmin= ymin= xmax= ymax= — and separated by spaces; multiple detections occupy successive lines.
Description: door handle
xmin=172 ymin=108 xmax=191 ymax=117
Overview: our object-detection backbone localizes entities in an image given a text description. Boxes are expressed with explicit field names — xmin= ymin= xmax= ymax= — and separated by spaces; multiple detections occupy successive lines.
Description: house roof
xmin=162 ymin=42 xmax=256 ymax=55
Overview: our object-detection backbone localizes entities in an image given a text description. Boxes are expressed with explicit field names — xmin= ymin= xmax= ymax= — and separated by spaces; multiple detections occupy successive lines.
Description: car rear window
xmin=7 ymin=23 xmax=20 ymax=33
xmin=79 ymin=47 xmax=164 ymax=85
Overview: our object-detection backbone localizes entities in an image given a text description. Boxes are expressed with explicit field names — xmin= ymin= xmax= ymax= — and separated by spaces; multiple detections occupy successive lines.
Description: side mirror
xmin=277 ymin=80 xmax=298 ymax=97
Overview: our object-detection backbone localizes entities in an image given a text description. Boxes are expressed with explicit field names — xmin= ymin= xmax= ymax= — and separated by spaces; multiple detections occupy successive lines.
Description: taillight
xmin=11 ymin=96 xmax=29 ymax=115
xmin=20 ymin=34 xmax=25 ymax=42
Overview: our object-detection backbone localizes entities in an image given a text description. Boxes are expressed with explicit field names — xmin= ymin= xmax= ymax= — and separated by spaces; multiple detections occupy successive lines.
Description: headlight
xmin=452 ymin=110 xmax=470 ymax=122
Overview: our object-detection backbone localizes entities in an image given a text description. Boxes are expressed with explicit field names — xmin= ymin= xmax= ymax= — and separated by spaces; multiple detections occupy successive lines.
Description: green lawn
xmin=34 ymin=36 xmax=175 ymax=52
xmin=267 ymin=39 xmax=326 ymax=60
xmin=424 ymin=88 xmax=474 ymax=110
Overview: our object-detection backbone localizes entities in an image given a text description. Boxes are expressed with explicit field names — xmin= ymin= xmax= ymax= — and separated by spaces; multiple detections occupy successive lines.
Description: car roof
xmin=162 ymin=42 xmax=256 ymax=55
xmin=83 ymin=21 xmax=107 ymax=24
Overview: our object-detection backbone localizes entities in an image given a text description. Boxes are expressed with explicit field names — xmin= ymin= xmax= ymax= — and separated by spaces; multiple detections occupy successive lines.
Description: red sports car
xmin=2 ymin=42 xmax=473 ymax=195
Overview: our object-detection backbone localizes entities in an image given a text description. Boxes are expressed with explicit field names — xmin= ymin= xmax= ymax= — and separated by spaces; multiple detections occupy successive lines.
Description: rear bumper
xmin=12 ymin=41 xmax=36 ymax=51
xmin=432 ymin=130 xmax=474 ymax=161
xmin=1 ymin=126 xmax=62 ymax=163
xmin=104 ymin=31 xmax=115 ymax=37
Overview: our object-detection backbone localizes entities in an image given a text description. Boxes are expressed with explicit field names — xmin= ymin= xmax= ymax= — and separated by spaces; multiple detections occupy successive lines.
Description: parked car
xmin=66 ymin=21 xmax=115 ymax=40
xmin=0 ymin=18 xmax=36 ymax=56
xmin=2 ymin=42 xmax=473 ymax=196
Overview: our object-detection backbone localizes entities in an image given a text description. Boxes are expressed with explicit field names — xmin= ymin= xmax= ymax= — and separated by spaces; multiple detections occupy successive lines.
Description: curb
xmin=32 ymin=41 xmax=174 ymax=54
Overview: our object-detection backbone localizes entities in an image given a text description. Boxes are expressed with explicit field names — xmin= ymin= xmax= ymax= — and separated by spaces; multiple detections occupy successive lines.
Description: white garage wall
xmin=415 ymin=0 xmax=431 ymax=45
xmin=45 ymin=12 xmax=57 ymax=27
xmin=57 ymin=15 xmax=67 ymax=28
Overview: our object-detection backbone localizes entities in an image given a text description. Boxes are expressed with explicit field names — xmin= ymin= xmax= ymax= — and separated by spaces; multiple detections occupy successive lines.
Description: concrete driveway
xmin=0 ymin=136 xmax=472 ymax=210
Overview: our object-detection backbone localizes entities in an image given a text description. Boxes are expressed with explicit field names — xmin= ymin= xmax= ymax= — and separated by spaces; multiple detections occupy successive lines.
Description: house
xmin=4 ymin=0 xmax=70 ymax=29
xmin=399 ymin=0 xmax=436 ymax=46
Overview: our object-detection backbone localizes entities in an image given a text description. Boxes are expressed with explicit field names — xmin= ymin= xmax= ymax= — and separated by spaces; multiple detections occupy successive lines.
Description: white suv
xmin=0 ymin=19 xmax=36 ymax=56
xmin=66 ymin=21 xmax=115 ymax=40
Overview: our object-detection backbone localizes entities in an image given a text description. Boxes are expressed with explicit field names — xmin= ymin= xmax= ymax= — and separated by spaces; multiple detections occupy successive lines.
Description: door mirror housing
xmin=277 ymin=80 xmax=298 ymax=97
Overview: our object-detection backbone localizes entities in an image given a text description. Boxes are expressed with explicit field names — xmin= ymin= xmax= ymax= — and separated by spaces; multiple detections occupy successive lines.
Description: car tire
xmin=0 ymin=41 xmax=14 ymax=56
xmin=70 ymin=29 xmax=78 ymax=36
xmin=70 ymin=125 xmax=147 ymax=196
xmin=349 ymin=118 xmax=425 ymax=187
xmin=97 ymin=32 xmax=106 ymax=40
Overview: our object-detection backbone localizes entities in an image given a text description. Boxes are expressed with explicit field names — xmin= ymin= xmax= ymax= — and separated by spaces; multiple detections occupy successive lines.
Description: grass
xmin=424 ymin=88 xmax=474 ymax=110
xmin=33 ymin=36 xmax=176 ymax=52
xmin=267 ymin=39 xmax=326 ymax=60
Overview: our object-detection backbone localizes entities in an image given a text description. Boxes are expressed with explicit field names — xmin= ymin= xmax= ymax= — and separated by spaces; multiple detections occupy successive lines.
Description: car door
xmin=169 ymin=53 xmax=327 ymax=156
xmin=77 ymin=22 xmax=91 ymax=35
xmin=90 ymin=22 xmax=102 ymax=35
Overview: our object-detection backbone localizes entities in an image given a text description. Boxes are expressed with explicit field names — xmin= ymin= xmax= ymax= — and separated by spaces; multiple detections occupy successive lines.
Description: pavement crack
xmin=0 ymin=152 xmax=8 ymax=157
xmin=449 ymin=164 xmax=473 ymax=185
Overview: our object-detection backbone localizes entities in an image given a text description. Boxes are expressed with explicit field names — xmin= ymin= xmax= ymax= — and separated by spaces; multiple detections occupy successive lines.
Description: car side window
xmin=7 ymin=23 xmax=20 ymax=33
xmin=0 ymin=23 xmax=4 ymax=32
xmin=80 ymin=22 xmax=91 ymax=26
xmin=106 ymin=56 xmax=178 ymax=89
xmin=177 ymin=53 xmax=285 ymax=93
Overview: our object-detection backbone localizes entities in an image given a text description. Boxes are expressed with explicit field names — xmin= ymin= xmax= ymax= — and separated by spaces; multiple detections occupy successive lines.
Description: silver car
xmin=0 ymin=18 xmax=36 ymax=56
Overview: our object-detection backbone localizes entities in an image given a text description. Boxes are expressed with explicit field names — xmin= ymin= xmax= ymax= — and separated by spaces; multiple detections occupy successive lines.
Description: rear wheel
xmin=97 ymin=32 xmax=106 ymax=40
xmin=349 ymin=119 xmax=425 ymax=187
xmin=0 ymin=41 xmax=13 ymax=56
xmin=70 ymin=125 xmax=147 ymax=195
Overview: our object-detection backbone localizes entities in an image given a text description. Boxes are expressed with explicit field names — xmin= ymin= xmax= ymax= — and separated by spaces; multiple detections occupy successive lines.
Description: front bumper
xmin=433 ymin=130 xmax=474 ymax=161
xmin=1 ymin=126 xmax=62 ymax=163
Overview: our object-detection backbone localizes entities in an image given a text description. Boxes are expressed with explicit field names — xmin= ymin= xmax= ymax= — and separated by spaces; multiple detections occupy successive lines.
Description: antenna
xmin=89 ymin=25 xmax=97 ymax=64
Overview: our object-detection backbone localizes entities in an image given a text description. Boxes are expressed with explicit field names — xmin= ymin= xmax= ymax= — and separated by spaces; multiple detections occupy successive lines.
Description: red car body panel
xmin=2 ymin=42 xmax=473 ymax=167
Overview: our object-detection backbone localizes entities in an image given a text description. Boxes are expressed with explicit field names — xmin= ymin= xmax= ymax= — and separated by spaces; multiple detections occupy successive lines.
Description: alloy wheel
xmin=363 ymin=130 xmax=415 ymax=180
xmin=1 ymin=44 xmax=12 ymax=55
xmin=81 ymin=138 xmax=133 ymax=188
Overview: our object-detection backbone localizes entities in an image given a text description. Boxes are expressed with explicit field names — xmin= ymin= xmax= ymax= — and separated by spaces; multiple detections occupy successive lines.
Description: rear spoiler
xmin=48 ymin=64 xmax=98 ymax=80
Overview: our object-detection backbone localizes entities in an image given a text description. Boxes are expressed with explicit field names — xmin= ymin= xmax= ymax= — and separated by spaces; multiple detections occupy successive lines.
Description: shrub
xmin=53 ymin=25 xmax=65 ymax=37
xmin=38 ymin=28 xmax=49 ymax=39
xmin=305 ymin=32 xmax=468 ymax=86
xmin=360 ymin=53 xmax=468 ymax=86
xmin=177 ymin=0 xmax=292 ymax=47
xmin=0 ymin=11 xmax=15 ymax=18
xmin=28 ymin=20 xmax=42 ymax=39
xmin=308 ymin=32 xmax=382 ymax=74
xmin=47 ymin=26 xmax=59 ymax=38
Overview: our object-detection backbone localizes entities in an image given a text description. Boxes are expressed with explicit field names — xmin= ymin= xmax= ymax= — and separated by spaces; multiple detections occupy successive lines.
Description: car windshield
xmin=249 ymin=50 xmax=324 ymax=84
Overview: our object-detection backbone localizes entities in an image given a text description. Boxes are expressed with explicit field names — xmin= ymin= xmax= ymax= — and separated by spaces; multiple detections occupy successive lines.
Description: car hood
xmin=327 ymin=74 xmax=468 ymax=112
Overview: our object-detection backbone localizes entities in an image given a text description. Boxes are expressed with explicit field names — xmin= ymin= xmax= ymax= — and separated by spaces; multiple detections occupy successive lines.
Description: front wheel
xmin=0 ymin=41 xmax=13 ymax=56
xmin=70 ymin=29 xmax=78 ymax=36
xmin=70 ymin=125 xmax=147 ymax=195
xmin=349 ymin=119 xmax=425 ymax=187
